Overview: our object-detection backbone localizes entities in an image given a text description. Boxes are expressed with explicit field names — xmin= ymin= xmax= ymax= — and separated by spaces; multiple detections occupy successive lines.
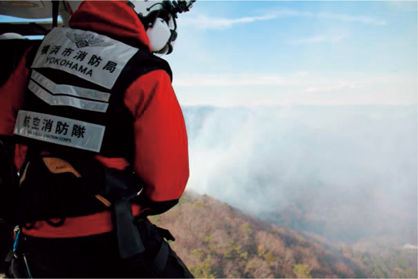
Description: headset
xmin=129 ymin=0 xmax=196 ymax=55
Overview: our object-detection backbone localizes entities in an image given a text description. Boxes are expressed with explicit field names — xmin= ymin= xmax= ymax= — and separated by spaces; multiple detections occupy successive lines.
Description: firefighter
xmin=0 ymin=0 xmax=194 ymax=277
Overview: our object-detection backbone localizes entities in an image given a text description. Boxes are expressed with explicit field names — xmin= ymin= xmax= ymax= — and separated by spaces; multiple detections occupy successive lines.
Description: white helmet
xmin=129 ymin=0 xmax=195 ymax=55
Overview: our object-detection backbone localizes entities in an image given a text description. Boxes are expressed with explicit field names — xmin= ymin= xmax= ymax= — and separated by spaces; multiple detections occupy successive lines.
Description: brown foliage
xmin=153 ymin=191 xmax=371 ymax=278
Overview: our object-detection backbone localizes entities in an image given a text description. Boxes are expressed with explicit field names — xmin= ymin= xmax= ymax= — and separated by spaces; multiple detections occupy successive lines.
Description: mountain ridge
xmin=151 ymin=191 xmax=382 ymax=278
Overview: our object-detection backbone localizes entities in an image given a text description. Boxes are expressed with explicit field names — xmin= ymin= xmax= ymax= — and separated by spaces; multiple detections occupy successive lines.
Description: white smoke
xmin=182 ymin=105 xmax=417 ymax=244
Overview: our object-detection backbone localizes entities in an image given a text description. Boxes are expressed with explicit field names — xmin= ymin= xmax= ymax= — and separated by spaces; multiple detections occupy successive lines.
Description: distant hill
xmin=152 ymin=191 xmax=410 ymax=278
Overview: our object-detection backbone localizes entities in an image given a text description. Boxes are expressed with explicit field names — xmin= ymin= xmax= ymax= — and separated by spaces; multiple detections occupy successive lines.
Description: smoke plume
xmin=182 ymin=105 xmax=417 ymax=245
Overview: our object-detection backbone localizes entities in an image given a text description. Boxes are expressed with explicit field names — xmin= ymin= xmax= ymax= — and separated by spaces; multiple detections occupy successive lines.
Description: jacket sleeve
xmin=124 ymin=70 xmax=189 ymax=215
xmin=0 ymin=50 xmax=31 ymax=136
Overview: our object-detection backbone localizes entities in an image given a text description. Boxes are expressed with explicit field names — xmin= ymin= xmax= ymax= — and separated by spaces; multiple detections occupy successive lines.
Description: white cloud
xmin=174 ymin=73 xmax=406 ymax=90
xmin=316 ymin=12 xmax=387 ymax=26
xmin=178 ymin=9 xmax=387 ymax=30
xmin=173 ymin=72 xmax=417 ymax=107
xmin=173 ymin=73 xmax=293 ymax=87
xmin=179 ymin=13 xmax=277 ymax=29
xmin=305 ymin=81 xmax=359 ymax=93
xmin=290 ymin=33 xmax=349 ymax=44
xmin=386 ymin=1 xmax=418 ymax=13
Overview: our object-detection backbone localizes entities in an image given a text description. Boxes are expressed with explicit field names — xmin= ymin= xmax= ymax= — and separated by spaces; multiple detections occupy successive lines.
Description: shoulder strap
xmin=113 ymin=48 xmax=173 ymax=94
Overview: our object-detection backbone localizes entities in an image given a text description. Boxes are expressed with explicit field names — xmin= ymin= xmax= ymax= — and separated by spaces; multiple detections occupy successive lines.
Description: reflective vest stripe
xmin=28 ymin=77 xmax=109 ymax=113
xmin=31 ymin=70 xmax=111 ymax=102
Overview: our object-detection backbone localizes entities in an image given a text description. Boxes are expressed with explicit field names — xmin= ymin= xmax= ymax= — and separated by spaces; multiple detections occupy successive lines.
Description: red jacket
xmin=0 ymin=1 xmax=189 ymax=237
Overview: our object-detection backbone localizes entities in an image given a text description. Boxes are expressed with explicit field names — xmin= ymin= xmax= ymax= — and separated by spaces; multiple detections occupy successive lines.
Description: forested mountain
xmin=151 ymin=191 xmax=417 ymax=278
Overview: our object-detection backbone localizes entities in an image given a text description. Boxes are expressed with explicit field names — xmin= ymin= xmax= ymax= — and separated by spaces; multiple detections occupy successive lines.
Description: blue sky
xmin=166 ymin=1 xmax=417 ymax=107
xmin=0 ymin=1 xmax=416 ymax=107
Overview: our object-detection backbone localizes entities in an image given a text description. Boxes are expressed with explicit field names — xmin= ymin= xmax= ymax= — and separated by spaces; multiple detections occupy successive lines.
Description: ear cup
xmin=146 ymin=18 xmax=172 ymax=53
xmin=166 ymin=38 xmax=176 ymax=54
xmin=156 ymin=44 xmax=170 ymax=55
xmin=156 ymin=32 xmax=176 ymax=55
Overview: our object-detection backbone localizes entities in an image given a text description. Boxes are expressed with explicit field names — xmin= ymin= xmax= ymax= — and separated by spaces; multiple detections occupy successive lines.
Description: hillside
xmin=151 ymin=191 xmax=372 ymax=278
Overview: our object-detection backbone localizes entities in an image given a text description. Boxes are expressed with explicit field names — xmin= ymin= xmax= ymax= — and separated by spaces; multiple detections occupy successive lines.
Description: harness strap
xmin=153 ymin=240 xmax=169 ymax=273
xmin=126 ymin=221 xmax=174 ymax=275
xmin=114 ymin=199 xmax=145 ymax=259
xmin=18 ymin=156 xmax=174 ymax=274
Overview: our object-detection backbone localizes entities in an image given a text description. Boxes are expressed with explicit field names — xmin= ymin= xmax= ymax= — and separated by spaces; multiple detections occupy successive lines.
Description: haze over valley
xmin=182 ymin=105 xmax=417 ymax=247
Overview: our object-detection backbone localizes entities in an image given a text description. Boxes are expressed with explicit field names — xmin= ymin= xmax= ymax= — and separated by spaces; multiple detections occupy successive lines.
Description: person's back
xmin=0 ymin=1 xmax=194 ymax=277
